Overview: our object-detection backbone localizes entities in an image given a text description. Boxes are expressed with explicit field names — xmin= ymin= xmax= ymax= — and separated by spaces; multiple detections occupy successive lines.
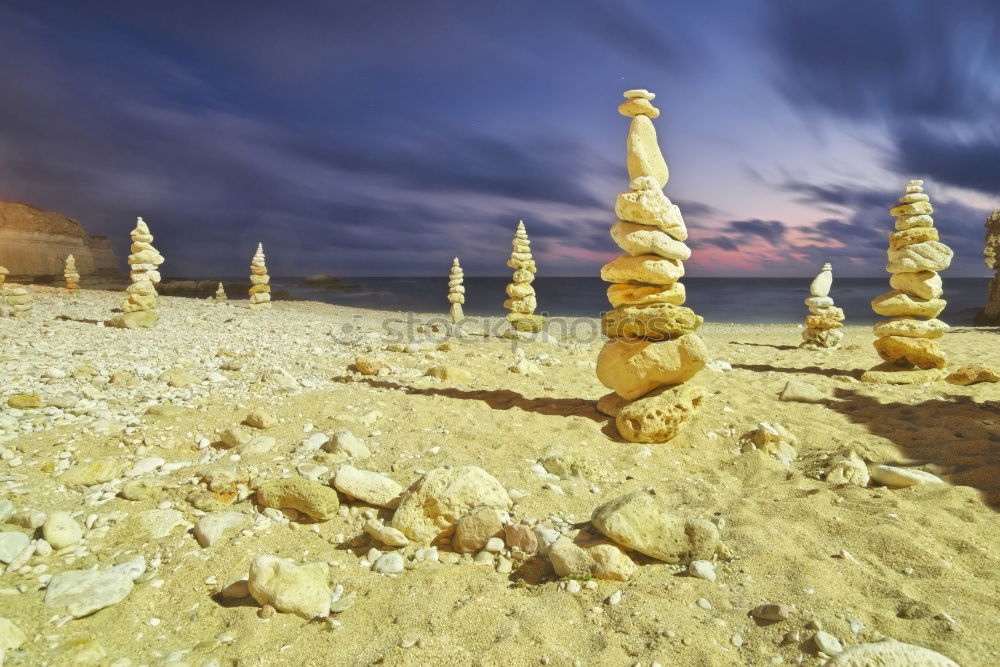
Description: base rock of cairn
xmin=595 ymin=89 xmax=707 ymax=443
xmin=800 ymin=263 xmax=844 ymax=349
xmin=862 ymin=180 xmax=953 ymax=384
xmin=504 ymin=221 xmax=544 ymax=333
xmin=108 ymin=217 xmax=163 ymax=329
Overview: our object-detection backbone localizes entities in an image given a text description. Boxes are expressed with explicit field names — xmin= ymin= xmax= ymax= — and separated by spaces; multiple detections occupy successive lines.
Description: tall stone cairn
xmin=594 ymin=89 xmax=708 ymax=444
xmin=64 ymin=254 xmax=80 ymax=291
xmin=978 ymin=209 xmax=1000 ymax=324
xmin=249 ymin=243 xmax=272 ymax=310
xmin=448 ymin=257 xmax=465 ymax=323
xmin=504 ymin=220 xmax=545 ymax=332
xmin=214 ymin=282 xmax=228 ymax=301
xmin=800 ymin=263 xmax=844 ymax=349
xmin=862 ymin=180 xmax=954 ymax=383
xmin=109 ymin=217 xmax=163 ymax=328
xmin=0 ymin=265 xmax=33 ymax=318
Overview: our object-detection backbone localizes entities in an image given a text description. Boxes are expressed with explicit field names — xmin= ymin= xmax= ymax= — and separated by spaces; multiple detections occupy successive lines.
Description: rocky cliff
xmin=0 ymin=201 xmax=121 ymax=279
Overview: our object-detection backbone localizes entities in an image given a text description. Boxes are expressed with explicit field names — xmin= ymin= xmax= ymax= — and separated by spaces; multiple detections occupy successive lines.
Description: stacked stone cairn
xmin=800 ymin=263 xmax=844 ymax=349
xmin=109 ymin=217 xmax=163 ymax=328
xmin=64 ymin=254 xmax=80 ymax=291
xmin=249 ymin=243 xmax=271 ymax=310
xmin=595 ymin=89 xmax=708 ymax=444
xmin=0 ymin=265 xmax=33 ymax=318
xmin=862 ymin=180 xmax=954 ymax=383
xmin=504 ymin=220 xmax=545 ymax=333
xmin=214 ymin=282 xmax=227 ymax=301
xmin=447 ymin=257 xmax=464 ymax=323
xmin=979 ymin=209 xmax=1000 ymax=324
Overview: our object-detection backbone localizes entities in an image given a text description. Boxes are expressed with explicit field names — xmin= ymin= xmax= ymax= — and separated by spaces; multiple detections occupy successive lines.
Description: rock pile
xmin=249 ymin=243 xmax=271 ymax=310
xmin=504 ymin=220 xmax=544 ymax=333
xmin=108 ymin=217 xmax=164 ymax=329
xmin=800 ymin=263 xmax=844 ymax=349
xmin=979 ymin=209 xmax=1000 ymax=324
xmin=447 ymin=257 xmax=464 ymax=323
xmin=64 ymin=254 xmax=80 ymax=291
xmin=214 ymin=282 xmax=227 ymax=301
xmin=863 ymin=180 xmax=953 ymax=383
xmin=595 ymin=89 xmax=707 ymax=443
xmin=0 ymin=266 xmax=33 ymax=318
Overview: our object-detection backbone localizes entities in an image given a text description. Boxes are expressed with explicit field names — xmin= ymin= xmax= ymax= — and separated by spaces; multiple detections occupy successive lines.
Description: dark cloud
xmin=726 ymin=219 xmax=786 ymax=245
xmin=691 ymin=235 xmax=741 ymax=252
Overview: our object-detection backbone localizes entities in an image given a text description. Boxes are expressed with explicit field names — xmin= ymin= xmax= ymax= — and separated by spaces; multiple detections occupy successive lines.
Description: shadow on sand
xmin=827 ymin=387 xmax=1000 ymax=506
xmin=730 ymin=363 xmax=861 ymax=379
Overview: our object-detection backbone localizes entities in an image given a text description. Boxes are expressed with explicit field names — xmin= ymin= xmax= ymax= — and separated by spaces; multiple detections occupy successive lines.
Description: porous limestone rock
xmin=64 ymin=254 xmax=80 ymax=290
xmin=801 ymin=263 xmax=845 ymax=349
xmin=825 ymin=451 xmax=870 ymax=487
xmin=596 ymin=91 xmax=706 ymax=443
xmin=248 ymin=555 xmax=330 ymax=619
xmin=249 ymin=243 xmax=271 ymax=310
xmin=108 ymin=217 xmax=163 ymax=328
xmin=391 ymin=466 xmax=512 ymax=543
xmin=864 ymin=180 xmax=952 ymax=383
xmin=945 ymin=365 xmax=1000 ymax=385
xmin=255 ymin=478 xmax=340 ymax=521
xmin=504 ymin=221 xmax=545 ymax=332
xmin=332 ymin=465 xmax=402 ymax=508
xmin=591 ymin=490 xmax=720 ymax=564
xmin=447 ymin=257 xmax=464 ymax=323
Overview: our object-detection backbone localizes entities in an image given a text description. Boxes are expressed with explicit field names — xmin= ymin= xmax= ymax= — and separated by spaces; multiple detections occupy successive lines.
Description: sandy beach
xmin=0 ymin=286 xmax=998 ymax=666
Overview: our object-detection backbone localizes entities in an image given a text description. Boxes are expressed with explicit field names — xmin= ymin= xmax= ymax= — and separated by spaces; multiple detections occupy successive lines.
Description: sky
xmin=0 ymin=0 xmax=997 ymax=278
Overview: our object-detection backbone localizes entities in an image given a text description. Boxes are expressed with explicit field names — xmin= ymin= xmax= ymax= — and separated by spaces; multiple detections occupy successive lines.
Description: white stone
xmin=373 ymin=552 xmax=405 ymax=575
xmin=824 ymin=641 xmax=958 ymax=666
xmin=194 ymin=512 xmax=248 ymax=548
xmin=0 ymin=532 xmax=29 ymax=564
xmin=364 ymin=519 xmax=409 ymax=547
xmin=248 ymin=555 xmax=330 ymax=619
xmin=333 ymin=465 xmax=402 ymax=507
xmin=0 ymin=617 xmax=27 ymax=651
xmin=870 ymin=465 xmax=944 ymax=488
xmin=45 ymin=569 xmax=134 ymax=618
xmin=42 ymin=512 xmax=83 ymax=549
xmin=323 ymin=430 xmax=371 ymax=458
xmin=687 ymin=560 xmax=716 ymax=582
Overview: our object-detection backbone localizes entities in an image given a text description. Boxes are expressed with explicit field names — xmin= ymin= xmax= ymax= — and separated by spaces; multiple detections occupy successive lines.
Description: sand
xmin=0 ymin=286 xmax=998 ymax=666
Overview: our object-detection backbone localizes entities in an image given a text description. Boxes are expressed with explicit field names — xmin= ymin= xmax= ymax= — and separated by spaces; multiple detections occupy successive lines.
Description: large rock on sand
xmin=255 ymin=478 xmax=339 ymax=521
xmin=596 ymin=334 xmax=707 ymax=400
xmin=248 ymin=555 xmax=330 ymax=619
xmin=614 ymin=384 xmax=705 ymax=443
xmin=823 ymin=640 xmax=958 ymax=666
xmin=392 ymin=466 xmax=511 ymax=543
xmin=591 ymin=490 xmax=719 ymax=564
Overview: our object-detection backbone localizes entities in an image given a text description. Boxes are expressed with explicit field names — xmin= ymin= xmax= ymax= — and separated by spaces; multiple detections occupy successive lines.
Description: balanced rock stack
xmin=64 ymin=254 xmax=80 ymax=291
xmin=249 ymin=243 xmax=271 ymax=310
xmin=109 ymin=217 xmax=164 ymax=328
xmin=979 ymin=209 xmax=1000 ymax=324
xmin=447 ymin=257 xmax=465 ymax=323
xmin=800 ymin=263 xmax=844 ymax=349
xmin=0 ymin=265 xmax=32 ymax=317
xmin=595 ymin=89 xmax=707 ymax=444
xmin=214 ymin=282 xmax=227 ymax=301
xmin=862 ymin=180 xmax=954 ymax=383
xmin=504 ymin=221 xmax=544 ymax=333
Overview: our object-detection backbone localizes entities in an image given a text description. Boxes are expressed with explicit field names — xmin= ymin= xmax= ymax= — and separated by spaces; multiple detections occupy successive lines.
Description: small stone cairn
xmin=64 ymin=255 xmax=80 ymax=291
xmin=249 ymin=243 xmax=271 ymax=310
xmin=214 ymin=282 xmax=227 ymax=301
xmin=862 ymin=180 xmax=953 ymax=383
xmin=448 ymin=257 xmax=464 ymax=323
xmin=800 ymin=263 xmax=844 ymax=349
xmin=109 ymin=217 xmax=163 ymax=328
xmin=594 ymin=89 xmax=707 ymax=443
xmin=0 ymin=266 xmax=32 ymax=318
xmin=504 ymin=220 xmax=544 ymax=333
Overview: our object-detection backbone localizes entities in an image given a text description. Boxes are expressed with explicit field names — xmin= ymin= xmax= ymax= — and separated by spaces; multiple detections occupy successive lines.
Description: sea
xmin=259 ymin=276 xmax=993 ymax=326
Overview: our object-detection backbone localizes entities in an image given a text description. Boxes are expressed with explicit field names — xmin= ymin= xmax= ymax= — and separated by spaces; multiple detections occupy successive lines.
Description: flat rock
xmin=61 ymin=458 xmax=124 ymax=486
xmin=870 ymin=465 xmax=945 ymax=488
xmin=886 ymin=241 xmax=953 ymax=273
xmin=323 ymin=430 xmax=371 ymax=459
xmin=601 ymin=303 xmax=702 ymax=340
xmin=392 ymin=466 xmax=512 ymax=543
xmin=610 ymin=220 xmax=690 ymax=260
xmin=823 ymin=640 xmax=958 ymax=666
xmin=607 ymin=282 xmax=686 ymax=308
xmin=0 ymin=617 xmax=26 ymax=651
xmin=779 ymin=380 xmax=826 ymax=404
xmin=591 ymin=490 xmax=720 ymax=564
xmin=946 ymin=365 xmax=1000 ymax=385
xmin=333 ymin=465 xmax=402 ymax=507
xmin=873 ymin=336 xmax=946 ymax=369
xmin=194 ymin=511 xmax=248 ymax=547
xmin=860 ymin=364 xmax=945 ymax=385
xmin=0 ymin=531 xmax=29 ymax=564
xmin=600 ymin=254 xmax=684 ymax=286
xmin=45 ymin=569 xmax=134 ymax=618
xmin=256 ymin=478 xmax=340 ymax=521
xmin=871 ymin=290 xmax=946 ymax=319
xmin=872 ymin=317 xmax=948 ymax=339
xmin=248 ymin=555 xmax=330 ymax=619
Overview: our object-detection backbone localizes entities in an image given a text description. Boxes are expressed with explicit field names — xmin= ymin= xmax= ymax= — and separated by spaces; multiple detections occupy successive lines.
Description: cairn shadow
xmin=731 ymin=363 xmax=861 ymax=379
xmin=828 ymin=387 xmax=1000 ymax=507
xmin=54 ymin=315 xmax=104 ymax=326
xmin=339 ymin=376 xmax=606 ymax=424
xmin=729 ymin=340 xmax=799 ymax=351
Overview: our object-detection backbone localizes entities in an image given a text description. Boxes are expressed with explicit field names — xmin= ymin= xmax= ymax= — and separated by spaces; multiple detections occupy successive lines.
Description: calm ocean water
xmin=264 ymin=276 xmax=993 ymax=326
